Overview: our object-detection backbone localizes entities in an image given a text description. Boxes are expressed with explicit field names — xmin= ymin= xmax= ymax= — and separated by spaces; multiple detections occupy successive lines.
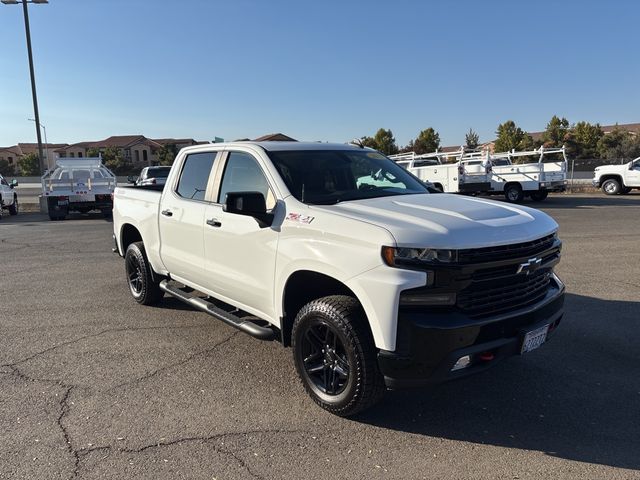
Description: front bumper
xmin=592 ymin=180 xmax=601 ymax=188
xmin=377 ymin=274 xmax=565 ymax=388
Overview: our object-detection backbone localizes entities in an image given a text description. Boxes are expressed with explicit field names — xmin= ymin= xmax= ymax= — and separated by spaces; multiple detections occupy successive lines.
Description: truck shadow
xmin=356 ymin=293 xmax=640 ymax=470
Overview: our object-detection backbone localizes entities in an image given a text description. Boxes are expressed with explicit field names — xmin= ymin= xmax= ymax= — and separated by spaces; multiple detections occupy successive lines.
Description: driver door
xmin=627 ymin=159 xmax=640 ymax=187
xmin=203 ymin=150 xmax=279 ymax=319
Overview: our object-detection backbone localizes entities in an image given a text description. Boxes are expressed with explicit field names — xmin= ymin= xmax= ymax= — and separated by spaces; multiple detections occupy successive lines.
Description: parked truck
xmin=42 ymin=158 xmax=117 ymax=220
xmin=592 ymin=156 xmax=640 ymax=195
xmin=112 ymin=142 xmax=565 ymax=416
xmin=390 ymin=149 xmax=492 ymax=194
xmin=0 ymin=174 xmax=19 ymax=219
xmin=484 ymin=146 xmax=569 ymax=202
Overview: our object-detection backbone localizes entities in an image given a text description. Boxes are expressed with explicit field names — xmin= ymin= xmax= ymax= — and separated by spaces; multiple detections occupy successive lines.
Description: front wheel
xmin=530 ymin=190 xmax=549 ymax=202
xmin=124 ymin=241 xmax=164 ymax=305
xmin=8 ymin=197 xmax=18 ymax=215
xmin=292 ymin=295 xmax=385 ymax=416
xmin=602 ymin=178 xmax=621 ymax=195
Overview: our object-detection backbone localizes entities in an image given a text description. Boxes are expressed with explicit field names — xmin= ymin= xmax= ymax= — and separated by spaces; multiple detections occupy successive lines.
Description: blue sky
xmin=1 ymin=0 xmax=639 ymax=147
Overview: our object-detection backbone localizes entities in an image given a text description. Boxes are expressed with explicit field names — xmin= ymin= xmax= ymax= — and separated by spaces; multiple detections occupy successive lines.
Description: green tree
xmin=565 ymin=122 xmax=603 ymax=158
xmin=597 ymin=127 xmax=636 ymax=160
xmin=360 ymin=128 xmax=398 ymax=155
xmin=18 ymin=152 xmax=40 ymax=175
xmin=101 ymin=146 xmax=131 ymax=174
xmin=0 ymin=159 xmax=13 ymax=176
xmin=157 ymin=144 xmax=178 ymax=166
xmin=86 ymin=147 xmax=100 ymax=157
xmin=542 ymin=115 xmax=570 ymax=147
xmin=494 ymin=120 xmax=532 ymax=152
xmin=412 ymin=128 xmax=440 ymax=154
xmin=465 ymin=128 xmax=479 ymax=149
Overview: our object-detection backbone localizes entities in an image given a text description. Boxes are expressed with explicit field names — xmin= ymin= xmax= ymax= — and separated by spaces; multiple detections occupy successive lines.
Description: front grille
xmin=457 ymin=234 xmax=556 ymax=264
xmin=457 ymin=269 xmax=552 ymax=318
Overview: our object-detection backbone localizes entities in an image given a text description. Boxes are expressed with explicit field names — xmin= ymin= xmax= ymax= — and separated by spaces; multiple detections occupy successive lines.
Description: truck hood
xmin=595 ymin=164 xmax=628 ymax=174
xmin=312 ymin=193 xmax=558 ymax=249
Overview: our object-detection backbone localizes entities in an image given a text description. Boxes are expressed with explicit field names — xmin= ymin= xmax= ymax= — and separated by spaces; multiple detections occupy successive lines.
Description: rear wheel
xmin=602 ymin=178 xmax=621 ymax=195
xmin=504 ymin=183 xmax=524 ymax=203
xmin=124 ymin=241 xmax=164 ymax=305
xmin=292 ymin=295 xmax=385 ymax=416
xmin=530 ymin=190 xmax=549 ymax=202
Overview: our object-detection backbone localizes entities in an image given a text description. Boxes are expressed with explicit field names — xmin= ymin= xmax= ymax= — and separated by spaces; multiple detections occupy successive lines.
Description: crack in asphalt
xmin=106 ymin=331 xmax=240 ymax=392
xmin=0 ymin=324 xmax=211 ymax=369
xmin=76 ymin=428 xmax=309 ymax=480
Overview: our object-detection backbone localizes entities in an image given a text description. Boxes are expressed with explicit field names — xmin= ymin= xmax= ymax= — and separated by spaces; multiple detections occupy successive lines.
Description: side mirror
xmin=127 ymin=175 xmax=136 ymax=183
xmin=630 ymin=163 xmax=636 ymax=170
xmin=10 ymin=179 xmax=18 ymax=188
xmin=223 ymin=191 xmax=274 ymax=228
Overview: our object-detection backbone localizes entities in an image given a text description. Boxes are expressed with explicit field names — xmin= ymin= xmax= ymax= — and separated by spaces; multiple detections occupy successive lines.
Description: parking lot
xmin=1 ymin=193 xmax=639 ymax=479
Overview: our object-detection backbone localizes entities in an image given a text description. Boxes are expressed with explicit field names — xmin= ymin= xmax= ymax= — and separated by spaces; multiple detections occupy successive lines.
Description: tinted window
xmin=176 ymin=152 xmax=216 ymax=201
xmin=218 ymin=152 xmax=274 ymax=208
xmin=149 ymin=167 xmax=170 ymax=178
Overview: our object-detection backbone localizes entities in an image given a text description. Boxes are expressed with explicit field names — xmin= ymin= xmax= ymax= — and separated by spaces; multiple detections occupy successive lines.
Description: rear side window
xmin=176 ymin=152 xmax=216 ymax=201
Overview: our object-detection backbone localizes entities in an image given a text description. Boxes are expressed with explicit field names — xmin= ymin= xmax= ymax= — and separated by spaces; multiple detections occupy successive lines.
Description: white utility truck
xmin=390 ymin=148 xmax=492 ymax=194
xmin=484 ymin=146 xmax=568 ymax=202
xmin=0 ymin=174 xmax=19 ymax=219
xmin=592 ymin=156 xmax=640 ymax=195
xmin=112 ymin=142 xmax=565 ymax=416
xmin=42 ymin=158 xmax=117 ymax=220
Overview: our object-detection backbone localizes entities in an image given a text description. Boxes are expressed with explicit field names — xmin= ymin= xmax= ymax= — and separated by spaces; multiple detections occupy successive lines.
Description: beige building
xmin=55 ymin=135 xmax=202 ymax=168
xmin=0 ymin=143 xmax=69 ymax=174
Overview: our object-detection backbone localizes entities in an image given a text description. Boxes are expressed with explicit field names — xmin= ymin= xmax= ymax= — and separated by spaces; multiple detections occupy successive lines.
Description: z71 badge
xmin=286 ymin=213 xmax=314 ymax=224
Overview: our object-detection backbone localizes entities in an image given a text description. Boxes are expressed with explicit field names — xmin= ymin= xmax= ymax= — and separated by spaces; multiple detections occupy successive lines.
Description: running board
xmin=159 ymin=280 xmax=275 ymax=340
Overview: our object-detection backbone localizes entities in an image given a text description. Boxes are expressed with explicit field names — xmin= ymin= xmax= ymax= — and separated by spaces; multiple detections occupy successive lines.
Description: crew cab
xmin=593 ymin=157 xmax=640 ymax=195
xmin=0 ymin=174 xmax=19 ymax=219
xmin=113 ymin=142 xmax=565 ymax=416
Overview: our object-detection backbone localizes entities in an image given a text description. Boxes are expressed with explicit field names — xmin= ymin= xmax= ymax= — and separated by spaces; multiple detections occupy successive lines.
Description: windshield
xmin=267 ymin=149 xmax=428 ymax=205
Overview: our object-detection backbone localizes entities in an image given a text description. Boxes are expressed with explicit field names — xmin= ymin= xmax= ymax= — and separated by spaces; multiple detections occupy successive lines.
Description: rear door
xmin=158 ymin=150 xmax=219 ymax=287
xmin=203 ymin=150 xmax=279 ymax=319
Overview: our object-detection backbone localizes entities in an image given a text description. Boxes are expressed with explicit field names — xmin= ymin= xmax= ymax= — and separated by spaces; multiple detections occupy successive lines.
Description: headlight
xmin=382 ymin=246 xmax=457 ymax=267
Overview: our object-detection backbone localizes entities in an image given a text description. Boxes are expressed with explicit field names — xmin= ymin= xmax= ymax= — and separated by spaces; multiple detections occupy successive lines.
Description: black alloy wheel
xmin=300 ymin=320 xmax=351 ymax=396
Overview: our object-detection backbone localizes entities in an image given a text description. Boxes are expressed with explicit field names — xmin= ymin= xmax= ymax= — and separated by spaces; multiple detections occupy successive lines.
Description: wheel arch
xmin=120 ymin=223 xmax=143 ymax=253
xmin=600 ymin=174 xmax=624 ymax=186
xmin=280 ymin=270 xmax=373 ymax=348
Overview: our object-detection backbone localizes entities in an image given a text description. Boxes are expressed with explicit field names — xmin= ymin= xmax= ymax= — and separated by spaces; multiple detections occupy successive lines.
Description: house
xmin=54 ymin=135 xmax=202 ymax=167
xmin=0 ymin=143 xmax=68 ymax=174
xmin=253 ymin=133 xmax=297 ymax=142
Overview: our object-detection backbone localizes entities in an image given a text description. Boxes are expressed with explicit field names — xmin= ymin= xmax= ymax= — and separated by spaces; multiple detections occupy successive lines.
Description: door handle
xmin=161 ymin=209 xmax=173 ymax=217
xmin=206 ymin=218 xmax=222 ymax=228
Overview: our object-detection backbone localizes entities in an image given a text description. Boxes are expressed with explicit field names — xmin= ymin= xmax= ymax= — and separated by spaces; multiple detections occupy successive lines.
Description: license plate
xmin=57 ymin=199 xmax=69 ymax=206
xmin=521 ymin=324 xmax=549 ymax=354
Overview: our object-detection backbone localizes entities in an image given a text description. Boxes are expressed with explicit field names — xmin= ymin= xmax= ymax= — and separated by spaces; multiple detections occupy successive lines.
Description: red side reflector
xmin=479 ymin=352 xmax=494 ymax=362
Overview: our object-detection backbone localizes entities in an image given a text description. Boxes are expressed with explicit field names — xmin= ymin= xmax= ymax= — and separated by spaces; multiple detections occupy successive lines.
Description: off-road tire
xmin=602 ymin=178 xmax=621 ymax=195
xmin=124 ymin=241 xmax=164 ymax=305
xmin=504 ymin=184 xmax=524 ymax=203
xmin=530 ymin=190 xmax=549 ymax=202
xmin=292 ymin=295 xmax=385 ymax=416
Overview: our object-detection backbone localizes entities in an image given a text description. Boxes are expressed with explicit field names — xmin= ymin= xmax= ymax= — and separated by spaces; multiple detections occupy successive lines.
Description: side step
xmin=159 ymin=280 xmax=275 ymax=341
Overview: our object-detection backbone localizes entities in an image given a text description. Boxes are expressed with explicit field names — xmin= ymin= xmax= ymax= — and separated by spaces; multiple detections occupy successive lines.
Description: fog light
xmin=451 ymin=355 xmax=472 ymax=371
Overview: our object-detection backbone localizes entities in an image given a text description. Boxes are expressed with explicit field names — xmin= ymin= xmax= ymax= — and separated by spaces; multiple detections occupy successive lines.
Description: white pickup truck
xmin=485 ymin=147 xmax=568 ymax=203
xmin=113 ymin=142 xmax=565 ymax=416
xmin=592 ymin=157 xmax=640 ymax=195
xmin=390 ymin=150 xmax=492 ymax=194
xmin=0 ymin=174 xmax=19 ymax=219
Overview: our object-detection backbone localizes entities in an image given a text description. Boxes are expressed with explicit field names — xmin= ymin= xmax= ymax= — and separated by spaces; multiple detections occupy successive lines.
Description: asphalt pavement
xmin=0 ymin=193 xmax=639 ymax=479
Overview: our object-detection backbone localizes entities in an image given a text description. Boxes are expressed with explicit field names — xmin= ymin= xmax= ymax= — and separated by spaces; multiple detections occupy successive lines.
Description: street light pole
xmin=28 ymin=118 xmax=48 ymax=170
xmin=21 ymin=0 xmax=45 ymax=174
xmin=2 ymin=0 xmax=48 ymax=174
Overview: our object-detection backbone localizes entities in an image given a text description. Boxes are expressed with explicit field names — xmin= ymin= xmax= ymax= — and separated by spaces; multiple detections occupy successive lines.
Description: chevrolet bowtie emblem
xmin=517 ymin=257 xmax=542 ymax=275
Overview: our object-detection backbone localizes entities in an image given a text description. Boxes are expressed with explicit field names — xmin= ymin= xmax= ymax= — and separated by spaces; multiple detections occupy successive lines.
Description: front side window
xmin=267 ymin=149 xmax=428 ymax=205
xmin=176 ymin=152 xmax=216 ymax=201
xmin=218 ymin=152 xmax=275 ymax=209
